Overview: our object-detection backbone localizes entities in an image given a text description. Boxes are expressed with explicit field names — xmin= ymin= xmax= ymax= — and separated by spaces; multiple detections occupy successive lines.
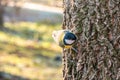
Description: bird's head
xmin=52 ymin=30 xmax=77 ymax=48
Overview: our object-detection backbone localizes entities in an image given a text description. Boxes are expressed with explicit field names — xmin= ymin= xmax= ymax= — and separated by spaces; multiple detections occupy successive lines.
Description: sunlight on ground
xmin=3 ymin=22 xmax=61 ymax=52
xmin=0 ymin=22 xmax=62 ymax=80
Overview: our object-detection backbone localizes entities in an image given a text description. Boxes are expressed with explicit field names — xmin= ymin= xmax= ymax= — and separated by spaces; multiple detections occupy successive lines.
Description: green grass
xmin=0 ymin=22 xmax=62 ymax=80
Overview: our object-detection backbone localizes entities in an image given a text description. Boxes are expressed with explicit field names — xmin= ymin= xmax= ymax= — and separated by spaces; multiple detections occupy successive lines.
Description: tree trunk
xmin=0 ymin=0 xmax=4 ymax=28
xmin=62 ymin=0 xmax=120 ymax=80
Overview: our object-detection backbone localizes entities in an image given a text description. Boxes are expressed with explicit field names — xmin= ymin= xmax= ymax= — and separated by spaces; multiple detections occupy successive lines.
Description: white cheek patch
xmin=65 ymin=39 xmax=75 ymax=44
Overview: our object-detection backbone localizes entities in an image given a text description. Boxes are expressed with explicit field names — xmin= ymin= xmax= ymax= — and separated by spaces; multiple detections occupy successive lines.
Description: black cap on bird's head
xmin=63 ymin=31 xmax=77 ymax=45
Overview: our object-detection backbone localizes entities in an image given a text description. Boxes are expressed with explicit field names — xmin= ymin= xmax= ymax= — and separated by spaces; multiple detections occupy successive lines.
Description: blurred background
xmin=0 ymin=0 xmax=63 ymax=80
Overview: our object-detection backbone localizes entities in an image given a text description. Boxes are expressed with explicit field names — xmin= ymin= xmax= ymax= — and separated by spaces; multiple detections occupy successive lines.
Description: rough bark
xmin=62 ymin=0 xmax=120 ymax=80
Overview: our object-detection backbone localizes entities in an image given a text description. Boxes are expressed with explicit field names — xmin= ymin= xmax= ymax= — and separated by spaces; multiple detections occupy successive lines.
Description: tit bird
xmin=52 ymin=30 xmax=77 ymax=49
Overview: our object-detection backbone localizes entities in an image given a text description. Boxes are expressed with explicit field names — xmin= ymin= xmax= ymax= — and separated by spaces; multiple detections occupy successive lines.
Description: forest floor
xmin=4 ymin=2 xmax=63 ymax=23
xmin=0 ymin=2 xmax=63 ymax=80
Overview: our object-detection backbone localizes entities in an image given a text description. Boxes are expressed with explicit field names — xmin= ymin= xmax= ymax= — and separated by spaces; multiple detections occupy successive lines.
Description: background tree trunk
xmin=62 ymin=0 xmax=120 ymax=80
xmin=0 ymin=0 xmax=4 ymax=28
